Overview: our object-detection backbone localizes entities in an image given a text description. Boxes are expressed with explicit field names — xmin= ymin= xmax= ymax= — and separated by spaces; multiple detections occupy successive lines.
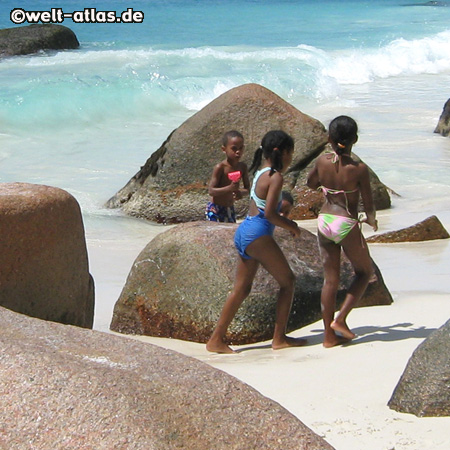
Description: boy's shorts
xmin=205 ymin=202 xmax=236 ymax=223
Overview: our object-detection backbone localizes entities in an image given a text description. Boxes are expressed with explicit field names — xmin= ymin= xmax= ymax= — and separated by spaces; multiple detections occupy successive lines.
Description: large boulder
xmin=106 ymin=83 xmax=329 ymax=223
xmin=388 ymin=318 xmax=450 ymax=417
xmin=0 ymin=24 xmax=79 ymax=57
xmin=0 ymin=182 xmax=94 ymax=328
xmin=0 ymin=306 xmax=335 ymax=450
xmin=110 ymin=221 xmax=392 ymax=344
xmin=434 ymin=98 xmax=450 ymax=137
xmin=106 ymin=84 xmax=392 ymax=223
xmin=366 ymin=215 xmax=449 ymax=243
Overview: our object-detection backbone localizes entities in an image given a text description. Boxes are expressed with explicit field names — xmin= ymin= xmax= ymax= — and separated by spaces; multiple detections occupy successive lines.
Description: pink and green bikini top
xmin=319 ymin=149 xmax=359 ymax=215
xmin=319 ymin=185 xmax=359 ymax=216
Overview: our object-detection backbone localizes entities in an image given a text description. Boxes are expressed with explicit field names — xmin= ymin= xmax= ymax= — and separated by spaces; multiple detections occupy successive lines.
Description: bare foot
xmin=330 ymin=320 xmax=356 ymax=340
xmin=272 ymin=336 xmax=307 ymax=350
xmin=323 ymin=335 xmax=350 ymax=348
xmin=206 ymin=340 xmax=235 ymax=354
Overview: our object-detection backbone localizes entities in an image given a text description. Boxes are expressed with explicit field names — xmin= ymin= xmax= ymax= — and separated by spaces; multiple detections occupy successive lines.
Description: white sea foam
xmin=1 ymin=29 xmax=448 ymax=148
xmin=3 ymin=31 xmax=449 ymax=127
xmin=323 ymin=31 xmax=450 ymax=84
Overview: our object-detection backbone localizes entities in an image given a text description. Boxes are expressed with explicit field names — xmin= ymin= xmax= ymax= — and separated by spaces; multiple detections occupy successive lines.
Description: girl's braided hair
xmin=249 ymin=130 xmax=294 ymax=175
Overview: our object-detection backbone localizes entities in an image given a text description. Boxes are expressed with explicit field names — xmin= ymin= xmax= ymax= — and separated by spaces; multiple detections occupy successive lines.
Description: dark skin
xmin=208 ymin=136 xmax=250 ymax=207
xmin=206 ymin=147 xmax=306 ymax=354
xmin=307 ymin=136 xmax=378 ymax=348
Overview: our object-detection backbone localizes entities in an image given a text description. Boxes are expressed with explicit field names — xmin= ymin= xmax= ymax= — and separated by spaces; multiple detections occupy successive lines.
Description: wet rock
xmin=110 ymin=221 xmax=392 ymax=344
xmin=366 ymin=215 xmax=449 ymax=243
xmin=434 ymin=98 xmax=450 ymax=137
xmin=0 ymin=24 xmax=79 ymax=57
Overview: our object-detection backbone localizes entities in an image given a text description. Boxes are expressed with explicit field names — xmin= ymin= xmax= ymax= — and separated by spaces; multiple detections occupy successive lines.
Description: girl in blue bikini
xmin=206 ymin=130 xmax=306 ymax=353
xmin=307 ymin=116 xmax=378 ymax=348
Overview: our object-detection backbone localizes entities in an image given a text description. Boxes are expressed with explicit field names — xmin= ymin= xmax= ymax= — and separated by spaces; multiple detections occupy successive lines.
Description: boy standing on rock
xmin=205 ymin=130 xmax=250 ymax=222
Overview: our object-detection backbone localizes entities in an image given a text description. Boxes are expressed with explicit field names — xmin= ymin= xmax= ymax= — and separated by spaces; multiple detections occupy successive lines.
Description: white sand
xmin=89 ymin=216 xmax=450 ymax=450
xmin=127 ymin=291 xmax=450 ymax=450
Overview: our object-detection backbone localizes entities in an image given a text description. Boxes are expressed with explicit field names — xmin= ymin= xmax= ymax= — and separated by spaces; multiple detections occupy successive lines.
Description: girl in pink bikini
xmin=307 ymin=116 xmax=378 ymax=348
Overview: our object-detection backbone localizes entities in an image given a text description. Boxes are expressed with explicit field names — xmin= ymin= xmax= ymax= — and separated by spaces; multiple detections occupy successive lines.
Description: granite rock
xmin=110 ymin=221 xmax=392 ymax=343
xmin=0 ymin=182 xmax=94 ymax=328
xmin=366 ymin=215 xmax=449 ymax=243
xmin=106 ymin=83 xmax=329 ymax=223
xmin=0 ymin=24 xmax=79 ymax=57
xmin=388 ymin=318 xmax=450 ymax=417
xmin=0 ymin=306 xmax=335 ymax=449
xmin=434 ymin=98 xmax=450 ymax=137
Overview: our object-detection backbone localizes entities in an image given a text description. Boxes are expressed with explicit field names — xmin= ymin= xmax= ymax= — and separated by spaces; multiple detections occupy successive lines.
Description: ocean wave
xmin=322 ymin=31 xmax=450 ymax=84
xmin=1 ymin=31 xmax=449 ymax=128
xmin=15 ymin=29 xmax=448 ymax=80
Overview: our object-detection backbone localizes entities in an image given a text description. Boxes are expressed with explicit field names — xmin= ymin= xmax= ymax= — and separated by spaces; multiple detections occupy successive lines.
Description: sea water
xmin=1 ymin=0 xmax=449 ymax=330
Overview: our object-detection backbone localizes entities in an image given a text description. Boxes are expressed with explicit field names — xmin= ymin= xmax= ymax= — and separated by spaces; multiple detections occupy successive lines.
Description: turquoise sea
xmin=1 ymin=0 xmax=450 ymax=330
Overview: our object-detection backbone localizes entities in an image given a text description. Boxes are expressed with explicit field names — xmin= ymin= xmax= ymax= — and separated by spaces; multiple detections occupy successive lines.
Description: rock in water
xmin=388 ymin=318 xmax=450 ymax=417
xmin=0 ymin=24 xmax=79 ymax=57
xmin=106 ymin=83 xmax=392 ymax=223
xmin=106 ymin=83 xmax=329 ymax=223
xmin=0 ymin=183 xmax=94 ymax=328
xmin=434 ymin=98 xmax=450 ymax=137
xmin=366 ymin=215 xmax=449 ymax=243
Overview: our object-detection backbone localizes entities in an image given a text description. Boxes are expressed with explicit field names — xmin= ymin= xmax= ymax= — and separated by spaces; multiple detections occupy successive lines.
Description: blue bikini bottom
xmin=234 ymin=211 xmax=275 ymax=259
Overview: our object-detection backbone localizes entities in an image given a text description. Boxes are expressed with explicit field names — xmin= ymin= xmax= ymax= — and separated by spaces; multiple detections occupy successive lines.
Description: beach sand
xmin=130 ymin=293 xmax=450 ymax=450
xmin=90 ymin=217 xmax=450 ymax=450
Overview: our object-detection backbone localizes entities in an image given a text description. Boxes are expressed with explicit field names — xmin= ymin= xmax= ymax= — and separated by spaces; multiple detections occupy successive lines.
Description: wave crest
xmin=1 ymin=31 xmax=449 ymax=128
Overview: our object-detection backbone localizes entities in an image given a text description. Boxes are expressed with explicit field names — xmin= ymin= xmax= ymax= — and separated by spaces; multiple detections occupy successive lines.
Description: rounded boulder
xmin=0 ymin=183 xmax=94 ymax=328
xmin=110 ymin=221 xmax=392 ymax=344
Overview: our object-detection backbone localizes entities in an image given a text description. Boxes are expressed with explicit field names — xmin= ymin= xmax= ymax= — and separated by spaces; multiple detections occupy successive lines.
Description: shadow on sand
xmin=235 ymin=322 xmax=437 ymax=352
xmin=309 ymin=322 xmax=437 ymax=346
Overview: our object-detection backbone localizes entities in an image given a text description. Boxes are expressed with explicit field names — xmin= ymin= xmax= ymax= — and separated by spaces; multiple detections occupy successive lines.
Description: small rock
xmin=366 ymin=215 xmax=449 ymax=243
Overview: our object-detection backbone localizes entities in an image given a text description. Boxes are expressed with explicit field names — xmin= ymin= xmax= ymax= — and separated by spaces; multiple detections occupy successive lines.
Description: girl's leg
xmin=332 ymin=226 xmax=374 ymax=339
xmin=318 ymin=233 xmax=349 ymax=347
xmin=206 ymin=256 xmax=259 ymax=353
xmin=246 ymin=235 xmax=307 ymax=349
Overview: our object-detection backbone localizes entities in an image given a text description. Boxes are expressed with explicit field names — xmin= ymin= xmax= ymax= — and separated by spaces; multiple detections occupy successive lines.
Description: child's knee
xmin=279 ymin=269 xmax=295 ymax=290
xmin=355 ymin=264 xmax=374 ymax=282
xmin=240 ymin=282 xmax=253 ymax=298
xmin=323 ymin=275 xmax=339 ymax=291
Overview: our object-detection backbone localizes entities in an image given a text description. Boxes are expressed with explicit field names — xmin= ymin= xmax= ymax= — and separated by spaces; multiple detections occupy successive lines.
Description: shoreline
xmin=89 ymin=214 xmax=450 ymax=450
xmin=123 ymin=291 xmax=450 ymax=450
xmin=5 ymin=193 xmax=447 ymax=448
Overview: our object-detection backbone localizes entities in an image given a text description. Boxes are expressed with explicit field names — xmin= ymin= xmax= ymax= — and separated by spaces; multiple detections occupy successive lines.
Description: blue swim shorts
xmin=205 ymin=202 xmax=236 ymax=223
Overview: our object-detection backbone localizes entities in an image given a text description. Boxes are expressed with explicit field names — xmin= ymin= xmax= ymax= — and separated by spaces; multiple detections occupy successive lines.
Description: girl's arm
xmin=233 ymin=163 xmax=250 ymax=200
xmin=264 ymin=172 xmax=300 ymax=237
xmin=358 ymin=164 xmax=378 ymax=231
xmin=240 ymin=164 xmax=250 ymax=197
xmin=306 ymin=161 xmax=321 ymax=190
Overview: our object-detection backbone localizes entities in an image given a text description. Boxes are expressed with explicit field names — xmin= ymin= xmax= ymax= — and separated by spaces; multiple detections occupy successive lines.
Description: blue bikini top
xmin=250 ymin=167 xmax=282 ymax=210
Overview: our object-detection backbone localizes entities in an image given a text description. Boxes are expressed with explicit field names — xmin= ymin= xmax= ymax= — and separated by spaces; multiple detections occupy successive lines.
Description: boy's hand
xmin=233 ymin=190 xmax=243 ymax=200
xmin=228 ymin=181 xmax=240 ymax=192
